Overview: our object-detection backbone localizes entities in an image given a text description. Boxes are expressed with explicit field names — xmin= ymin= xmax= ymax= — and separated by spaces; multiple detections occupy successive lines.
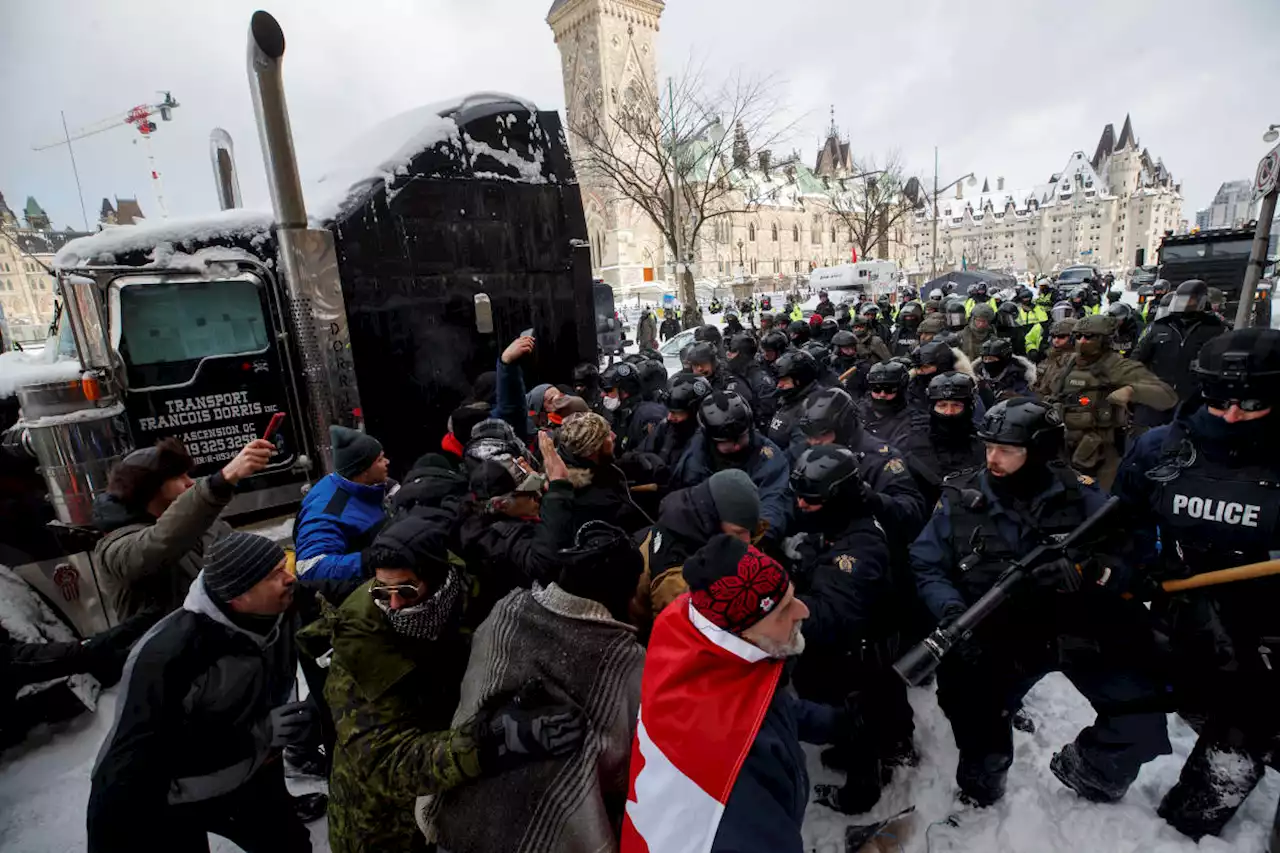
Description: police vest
xmin=1057 ymin=356 xmax=1125 ymax=432
xmin=1147 ymin=423 xmax=1280 ymax=573
xmin=944 ymin=466 xmax=1088 ymax=606
xmin=892 ymin=335 xmax=919 ymax=356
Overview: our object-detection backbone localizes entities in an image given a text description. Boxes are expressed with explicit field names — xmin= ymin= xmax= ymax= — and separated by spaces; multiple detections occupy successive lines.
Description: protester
xmin=621 ymin=534 xmax=837 ymax=853
xmin=552 ymin=413 xmax=652 ymax=533
xmin=293 ymin=425 xmax=391 ymax=583
xmin=94 ymin=436 xmax=275 ymax=621
xmin=295 ymin=512 xmax=584 ymax=853
xmin=433 ymin=522 xmax=645 ymax=853
xmin=89 ymin=532 xmax=320 ymax=853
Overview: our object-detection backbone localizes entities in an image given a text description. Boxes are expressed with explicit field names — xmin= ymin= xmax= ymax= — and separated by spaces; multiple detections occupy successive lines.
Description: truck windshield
xmin=119 ymin=279 xmax=269 ymax=386
xmin=1057 ymin=268 xmax=1091 ymax=282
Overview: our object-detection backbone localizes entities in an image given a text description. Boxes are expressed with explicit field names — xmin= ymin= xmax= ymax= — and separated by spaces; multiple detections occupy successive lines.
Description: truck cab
xmin=1157 ymin=226 xmax=1272 ymax=326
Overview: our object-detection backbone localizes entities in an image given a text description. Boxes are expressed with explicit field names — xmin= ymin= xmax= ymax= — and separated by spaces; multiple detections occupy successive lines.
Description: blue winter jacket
xmin=671 ymin=431 xmax=793 ymax=539
xmin=293 ymin=473 xmax=387 ymax=581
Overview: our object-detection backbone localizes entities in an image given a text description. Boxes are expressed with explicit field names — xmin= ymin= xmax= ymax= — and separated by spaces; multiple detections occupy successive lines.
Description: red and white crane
xmin=32 ymin=92 xmax=180 ymax=219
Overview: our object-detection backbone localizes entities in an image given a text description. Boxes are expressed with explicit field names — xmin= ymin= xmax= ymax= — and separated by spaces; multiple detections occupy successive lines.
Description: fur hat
xmin=106 ymin=437 xmax=194 ymax=511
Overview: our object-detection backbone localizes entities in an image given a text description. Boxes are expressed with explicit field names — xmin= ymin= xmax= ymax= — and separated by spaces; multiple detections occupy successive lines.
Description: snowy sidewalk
xmin=0 ymin=674 xmax=1274 ymax=852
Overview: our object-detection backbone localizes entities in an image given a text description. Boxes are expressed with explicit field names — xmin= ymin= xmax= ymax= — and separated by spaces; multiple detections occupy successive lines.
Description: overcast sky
xmin=3 ymin=0 xmax=1277 ymax=233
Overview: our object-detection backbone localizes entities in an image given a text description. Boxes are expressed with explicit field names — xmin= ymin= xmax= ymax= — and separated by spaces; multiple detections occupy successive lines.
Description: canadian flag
xmin=621 ymin=596 xmax=782 ymax=853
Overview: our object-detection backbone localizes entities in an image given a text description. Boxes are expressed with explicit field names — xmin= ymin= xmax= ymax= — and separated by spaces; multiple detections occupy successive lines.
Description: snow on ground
xmin=0 ymin=673 xmax=1274 ymax=852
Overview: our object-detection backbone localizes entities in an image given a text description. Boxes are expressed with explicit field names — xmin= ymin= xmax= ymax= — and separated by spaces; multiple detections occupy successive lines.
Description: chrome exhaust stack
xmin=209 ymin=128 xmax=242 ymax=210
xmin=246 ymin=9 xmax=362 ymax=475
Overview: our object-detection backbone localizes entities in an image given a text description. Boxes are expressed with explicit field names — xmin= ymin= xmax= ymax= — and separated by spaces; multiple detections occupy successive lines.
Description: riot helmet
xmin=687 ymin=341 xmax=718 ymax=372
xmin=859 ymin=303 xmax=880 ymax=321
xmin=791 ymin=445 xmax=861 ymax=504
xmin=1073 ymin=314 xmax=1116 ymax=360
xmin=1169 ymin=279 xmax=1208 ymax=315
xmin=572 ymin=361 xmax=600 ymax=394
xmin=867 ymin=361 xmax=910 ymax=396
xmin=798 ymin=386 xmax=859 ymax=443
xmin=729 ymin=332 xmax=758 ymax=359
xmin=980 ymin=337 xmax=1014 ymax=373
xmin=787 ymin=320 xmax=811 ymax=345
xmin=977 ymin=397 xmax=1065 ymax=460
xmin=759 ymin=311 xmax=775 ymax=330
xmin=694 ymin=324 xmax=723 ymax=352
xmin=898 ymin=302 xmax=923 ymax=328
xmin=996 ymin=301 xmax=1021 ymax=329
xmin=803 ymin=341 xmax=832 ymax=364
xmin=831 ymin=329 xmax=857 ymax=354
xmin=1015 ymin=286 xmax=1034 ymax=305
xmin=1051 ymin=301 xmax=1075 ymax=323
xmin=927 ymin=371 xmax=976 ymax=425
xmin=678 ymin=343 xmax=695 ymax=370
xmin=1151 ymin=279 xmax=1172 ymax=299
xmin=927 ymin=370 xmax=977 ymax=402
xmin=929 ymin=288 xmax=945 ymax=301
xmin=600 ymin=362 xmax=642 ymax=397
xmin=697 ymin=390 xmax=754 ymax=443
xmin=914 ymin=340 xmax=956 ymax=374
xmin=1191 ymin=328 xmax=1280 ymax=411
xmin=760 ymin=329 xmax=790 ymax=358
xmin=668 ymin=372 xmax=715 ymax=414
xmin=638 ymin=359 xmax=669 ymax=401
xmin=1154 ymin=292 xmax=1175 ymax=321
xmin=821 ymin=317 xmax=839 ymax=334
xmin=970 ymin=303 xmax=996 ymax=330
xmin=773 ymin=349 xmax=820 ymax=393
xmin=969 ymin=282 xmax=989 ymax=300
xmin=943 ymin=298 xmax=968 ymax=329
xmin=1136 ymin=284 xmax=1154 ymax=306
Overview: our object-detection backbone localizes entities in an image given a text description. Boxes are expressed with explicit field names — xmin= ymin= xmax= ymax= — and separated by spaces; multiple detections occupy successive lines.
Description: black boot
xmin=1158 ymin=739 xmax=1264 ymax=840
xmin=1050 ymin=743 xmax=1129 ymax=804
xmin=292 ymin=793 xmax=328 ymax=824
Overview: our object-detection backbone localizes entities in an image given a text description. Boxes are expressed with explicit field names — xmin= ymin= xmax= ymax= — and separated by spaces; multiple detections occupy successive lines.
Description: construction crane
xmin=32 ymin=92 xmax=180 ymax=219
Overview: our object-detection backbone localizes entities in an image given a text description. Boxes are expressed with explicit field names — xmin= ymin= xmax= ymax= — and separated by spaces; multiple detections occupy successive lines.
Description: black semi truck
xmin=1157 ymin=225 xmax=1273 ymax=326
xmin=1 ymin=10 xmax=597 ymax=637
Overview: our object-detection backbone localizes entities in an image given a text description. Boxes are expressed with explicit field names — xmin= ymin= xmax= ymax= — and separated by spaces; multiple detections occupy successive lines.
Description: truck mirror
xmin=474 ymin=293 xmax=494 ymax=334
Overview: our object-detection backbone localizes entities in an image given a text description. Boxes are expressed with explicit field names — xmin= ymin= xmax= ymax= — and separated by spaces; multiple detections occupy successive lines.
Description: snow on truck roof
xmin=54 ymin=92 xmax=541 ymax=270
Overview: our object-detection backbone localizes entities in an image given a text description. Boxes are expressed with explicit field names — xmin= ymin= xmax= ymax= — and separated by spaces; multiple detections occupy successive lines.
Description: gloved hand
xmin=267 ymin=701 xmax=317 ymax=748
xmin=939 ymin=603 xmax=982 ymax=667
xmin=476 ymin=680 xmax=586 ymax=772
xmin=1032 ymin=557 xmax=1083 ymax=593
xmin=782 ymin=532 xmax=821 ymax=587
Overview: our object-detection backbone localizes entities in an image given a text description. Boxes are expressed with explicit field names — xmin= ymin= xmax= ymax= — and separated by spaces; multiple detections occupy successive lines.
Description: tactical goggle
xmin=369 ymin=582 xmax=426 ymax=603
xmin=1201 ymin=396 xmax=1271 ymax=413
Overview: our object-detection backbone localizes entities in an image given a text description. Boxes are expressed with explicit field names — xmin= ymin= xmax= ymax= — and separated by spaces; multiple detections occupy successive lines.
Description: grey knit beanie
xmin=330 ymin=425 xmax=383 ymax=479
xmin=707 ymin=469 xmax=760 ymax=531
xmin=203 ymin=532 xmax=286 ymax=602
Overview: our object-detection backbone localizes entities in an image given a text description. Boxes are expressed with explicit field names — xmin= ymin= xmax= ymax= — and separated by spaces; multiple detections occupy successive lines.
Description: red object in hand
xmin=263 ymin=412 xmax=286 ymax=440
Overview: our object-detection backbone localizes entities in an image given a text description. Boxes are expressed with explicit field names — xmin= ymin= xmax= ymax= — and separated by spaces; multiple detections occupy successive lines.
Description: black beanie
xmin=107 ymin=437 xmax=194 ymax=511
xmin=203 ymin=532 xmax=286 ymax=602
xmin=331 ymin=425 xmax=383 ymax=480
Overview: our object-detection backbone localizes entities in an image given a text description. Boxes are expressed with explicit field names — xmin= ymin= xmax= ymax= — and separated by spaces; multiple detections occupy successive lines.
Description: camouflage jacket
xmin=297 ymin=579 xmax=477 ymax=853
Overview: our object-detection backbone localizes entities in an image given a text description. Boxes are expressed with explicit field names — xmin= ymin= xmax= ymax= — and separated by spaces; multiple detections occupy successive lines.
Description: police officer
xmin=915 ymin=313 xmax=947 ymax=347
xmin=599 ymin=362 xmax=668 ymax=455
xmin=889 ymin=301 xmax=924 ymax=357
xmin=1132 ymin=279 xmax=1226 ymax=431
xmin=910 ymin=398 xmax=1171 ymax=807
xmin=726 ymin=333 xmax=777 ymax=430
xmin=977 ymin=337 xmax=1035 ymax=404
xmin=1113 ymin=328 xmax=1280 ymax=841
xmin=786 ymin=446 xmax=906 ymax=815
xmin=1106 ymin=301 xmax=1144 ymax=358
xmin=795 ymin=386 xmax=928 ymax=548
xmin=638 ymin=371 xmax=713 ymax=470
xmin=571 ymin=362 xmax=604 ymax=416
xmin=685 ymin=341 xmax=753 ymax=409
xmin=906 ymin=340 xmax=959 ymax=413
xmin=670 ymin=391 xmax=792 ymax=540
xmin=959 ymin=303 xmax=997 ymax=361
xmin=815 ymin=289 xmax=836 ymax=318
xmin=723 ymin=311 xmax=744 ymax=339
xmin=858 ymin=361 xmax=925 ymax=451
xmin=1143 ymin=279 xmax=1171 ymax=322
xmin=964 ymin=281 xmax=998 ymax=316
xmin=1047 ymin=314 xmax=1176 ymax=489
xmin=852 ymin=312 xmax=892 ymax=362
xmin=993 ymin=301 xmax=1028 ymax=355
xmin=767 ymin=349 xmax=824 ymax=459
xmin=757 ymin=328 xmax=790 ymax=379
xmin=693 ymin=323 xmax=724 ymax=356
xmin=1033 ymin=317 xmax=1077 ymax=398
xmin=816 ymin=316 xmax=840 ymax=345
xmin=758 ymin=311 xmax=776 ymax=337
xmin=905 ymin=372 xmax=986 ymax=506
xmin=787 ymin=319 xmax=811 ymax=347
xmin=942 ymin=297 xmax=969 ymax=337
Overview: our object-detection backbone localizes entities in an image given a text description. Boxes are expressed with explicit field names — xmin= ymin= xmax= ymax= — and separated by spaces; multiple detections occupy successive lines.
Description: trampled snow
xmin=1 ymin=672 xmax=1274 ymax=852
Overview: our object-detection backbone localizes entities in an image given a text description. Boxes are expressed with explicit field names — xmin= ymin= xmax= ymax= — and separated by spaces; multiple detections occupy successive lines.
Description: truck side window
xmin=118 ymin=279 xmax=269 ymax=388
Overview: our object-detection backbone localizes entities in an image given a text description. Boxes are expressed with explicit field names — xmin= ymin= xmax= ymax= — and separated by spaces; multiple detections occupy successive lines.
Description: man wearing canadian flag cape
xmin=621 ymin=534 xmax=837 ymax=853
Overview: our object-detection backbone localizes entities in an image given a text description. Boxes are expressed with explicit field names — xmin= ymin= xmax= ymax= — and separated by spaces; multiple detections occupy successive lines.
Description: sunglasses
xmin=1051 ymin=334 xmax=1071 ymax=340
xmin=1202 ymin=397 xmax=1271 ymax=413
xmin=1074 ymin=333 xmax=1099 ymax=341
xmin=369 ymin=582 xmax=426 ymax=603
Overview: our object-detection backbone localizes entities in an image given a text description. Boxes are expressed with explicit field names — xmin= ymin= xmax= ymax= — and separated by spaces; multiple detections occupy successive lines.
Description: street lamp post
xmin=1237 ymin=124 xmax=1280 ymax=328
xmin=738 ymin=238 xmax=745 ymax=275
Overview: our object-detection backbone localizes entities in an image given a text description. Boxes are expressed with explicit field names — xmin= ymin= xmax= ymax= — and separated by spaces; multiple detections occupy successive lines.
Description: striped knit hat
xmin=203 ymin=532 xmax=286 ymax=602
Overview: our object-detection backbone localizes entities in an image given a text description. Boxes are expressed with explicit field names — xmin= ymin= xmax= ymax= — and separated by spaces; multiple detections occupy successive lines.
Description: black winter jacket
xmin=1132 ymin=313 xmax=1226 ymax=426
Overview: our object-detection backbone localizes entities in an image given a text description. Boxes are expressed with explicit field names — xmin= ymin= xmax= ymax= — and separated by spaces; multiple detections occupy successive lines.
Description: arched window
xmin=771 ymin=223 xmax=779 ymax=241
xmin=749 ymin=223 xmax=757 ymax=242
xmin=792 ymin=225 xmax=800 ymax=242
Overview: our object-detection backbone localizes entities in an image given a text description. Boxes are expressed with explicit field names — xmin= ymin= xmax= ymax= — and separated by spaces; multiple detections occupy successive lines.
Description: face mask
xmin=870 ymin=395 xmax=902 ymax=415
xmin=930 ymin=411 xmax=972 ymax=441
xmin=1189 ymin=405 xmax=1272 ymax=454
xmin=671 ymin=416 xmax=698 ymax=437
xmin=1076 ymin=339 xmax=1104 ymax=359
xmin=602 ymin=395 xmax=621 ymax=411
xmin=985 ymin=357 xmax=1011 ymax=376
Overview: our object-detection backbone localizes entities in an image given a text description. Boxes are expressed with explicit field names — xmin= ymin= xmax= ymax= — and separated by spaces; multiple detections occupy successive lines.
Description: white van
xmin=804 ymin=261 xmax=899 ymax=310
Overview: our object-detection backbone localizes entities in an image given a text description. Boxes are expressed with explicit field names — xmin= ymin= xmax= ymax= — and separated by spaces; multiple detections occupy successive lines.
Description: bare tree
xmin=820 ymin=153 xmax=918 ymax=262
xmin=568 ymin=60 xmax=795 ymax=323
